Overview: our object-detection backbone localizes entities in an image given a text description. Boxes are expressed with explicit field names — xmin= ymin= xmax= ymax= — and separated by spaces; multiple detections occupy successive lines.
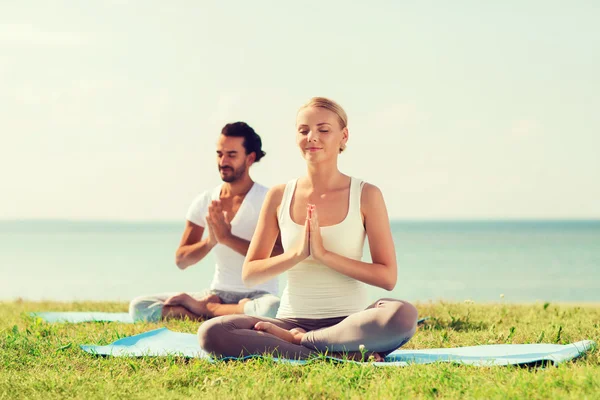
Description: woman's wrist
xmin=290 ymin=250 xmax=308 ymax=265
xmin=313 ymin=249 xmax=329 ymax=264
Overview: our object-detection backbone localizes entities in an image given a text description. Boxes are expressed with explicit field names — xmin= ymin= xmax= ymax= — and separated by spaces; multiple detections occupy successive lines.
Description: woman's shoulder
xmin=267 ymin=183 xmax=287 ymax=196
xmin=353 ymin=179 xmax=381 ymax=195
xmin=358 ymin=181 xmax=385 ymax=208
xmin=264 ymin=183 xmax=289 ymax=205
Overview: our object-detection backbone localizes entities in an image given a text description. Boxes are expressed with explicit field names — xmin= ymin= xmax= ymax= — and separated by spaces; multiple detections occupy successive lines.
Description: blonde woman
xmin=198 ymin=97 xmax=418 ymax=360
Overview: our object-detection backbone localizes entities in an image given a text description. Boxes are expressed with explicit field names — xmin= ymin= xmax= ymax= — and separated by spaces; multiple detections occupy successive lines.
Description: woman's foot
xmin=254 ymin=322 xmax=306 ymax=345
xmin=253 ymin=322 xmax=383 ymax=361
xmin=330 ymin=350 xmax=384 ymax=362
xmin=364 ymin=352 xmax=384 ymax=362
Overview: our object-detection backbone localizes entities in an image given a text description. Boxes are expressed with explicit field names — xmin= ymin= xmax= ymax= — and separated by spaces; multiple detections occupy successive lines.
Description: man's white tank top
xmin=276 ymin=177 xmax=368 ymax=319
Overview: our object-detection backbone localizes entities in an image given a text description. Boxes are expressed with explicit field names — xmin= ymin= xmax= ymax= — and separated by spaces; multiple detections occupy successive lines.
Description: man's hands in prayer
xmin=206 ymin=200 xmax=232 ymax=245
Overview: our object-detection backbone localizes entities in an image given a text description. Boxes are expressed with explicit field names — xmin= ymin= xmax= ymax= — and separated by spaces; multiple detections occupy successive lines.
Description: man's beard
xmin=219 ymin=164 xmax=246 ymax=183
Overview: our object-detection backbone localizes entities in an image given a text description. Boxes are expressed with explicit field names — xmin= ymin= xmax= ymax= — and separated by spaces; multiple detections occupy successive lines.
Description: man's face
xmin=216 ymin=135 xmax=250 ymax=183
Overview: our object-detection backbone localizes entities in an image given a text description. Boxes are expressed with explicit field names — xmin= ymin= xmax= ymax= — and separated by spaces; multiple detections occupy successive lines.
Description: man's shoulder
xmin=252 ymin=182 xmax=270 ymax=197
xmin=247 ymin=183 xmax=287 ymax=211
xmin=195 ymin=184 xmax=222 ymax=201
xmin=188 ymin=184 xmax=221 ymax=210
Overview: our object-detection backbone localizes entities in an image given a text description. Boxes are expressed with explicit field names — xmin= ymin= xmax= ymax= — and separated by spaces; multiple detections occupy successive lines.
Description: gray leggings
xmin=129 ymin=289 xmax=280 ymax=322
xmin=198 ymin=298 xmax=418 ymax=359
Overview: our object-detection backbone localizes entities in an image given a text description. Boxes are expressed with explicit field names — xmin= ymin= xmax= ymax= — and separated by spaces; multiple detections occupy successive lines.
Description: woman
xmin=198 ymin=97 xmax=418 ymax=360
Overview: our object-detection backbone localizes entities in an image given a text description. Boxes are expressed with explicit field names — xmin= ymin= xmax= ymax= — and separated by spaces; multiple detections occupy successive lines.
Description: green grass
xmin=1 ymin=301 xmax=599 ymax=399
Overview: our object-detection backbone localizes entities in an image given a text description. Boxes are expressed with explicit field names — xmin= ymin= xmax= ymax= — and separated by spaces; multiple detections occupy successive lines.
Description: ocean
xmin=1 ymin=220 xmax=599 ymax=304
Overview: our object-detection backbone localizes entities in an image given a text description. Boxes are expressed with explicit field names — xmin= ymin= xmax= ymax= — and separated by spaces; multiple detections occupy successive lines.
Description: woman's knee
xmin=198 ymin=315 xmax=258 ymax=356
xmin=376 ymin=299 xmax=419 ymax=334
xmin=197 ymin=317 xmax=226 ymax=354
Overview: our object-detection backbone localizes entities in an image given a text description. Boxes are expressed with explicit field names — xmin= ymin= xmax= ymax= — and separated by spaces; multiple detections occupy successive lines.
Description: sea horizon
xmin=2 ymin=218 xmax=599 ymax=304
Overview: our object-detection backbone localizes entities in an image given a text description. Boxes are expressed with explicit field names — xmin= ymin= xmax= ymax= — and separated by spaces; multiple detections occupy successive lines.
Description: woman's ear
xmin=339 ymin=127 xmax=349 ymax=153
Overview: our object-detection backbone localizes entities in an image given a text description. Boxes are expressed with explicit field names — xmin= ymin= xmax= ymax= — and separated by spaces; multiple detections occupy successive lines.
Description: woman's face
xmin=296 ymin=106 xmax=348 ymax=162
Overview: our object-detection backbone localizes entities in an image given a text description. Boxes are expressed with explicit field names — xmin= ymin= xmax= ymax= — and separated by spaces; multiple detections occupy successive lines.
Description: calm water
xmin=1 ymin=220 xmax=599 ymax=303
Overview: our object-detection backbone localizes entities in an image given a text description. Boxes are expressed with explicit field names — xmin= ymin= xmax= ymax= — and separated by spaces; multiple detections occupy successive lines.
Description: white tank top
xmin=276 ymin=177 xmax=368 ymax=319
xmin=186 ymin=182 xmax=278 ymax=295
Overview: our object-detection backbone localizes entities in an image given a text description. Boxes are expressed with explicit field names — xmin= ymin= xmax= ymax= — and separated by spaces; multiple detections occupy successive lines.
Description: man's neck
xmin=220 ymin=175 xmax=254 ymax=198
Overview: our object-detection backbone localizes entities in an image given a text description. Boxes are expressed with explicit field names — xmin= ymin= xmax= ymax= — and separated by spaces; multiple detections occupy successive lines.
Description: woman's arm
xmin=311 ymin=183 xmax=397 ymax=290
xmin=242 ymin=185 xmax=309 ymax=287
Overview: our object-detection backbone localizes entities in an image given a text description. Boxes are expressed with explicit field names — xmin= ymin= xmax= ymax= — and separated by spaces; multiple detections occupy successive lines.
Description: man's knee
xmin=128 ymin=296 xmax=145 ymax=318
xmin=129 ymin=296 xmax=163 ymax=322
xmin=244 ymin=294 xmax=280 ymax=318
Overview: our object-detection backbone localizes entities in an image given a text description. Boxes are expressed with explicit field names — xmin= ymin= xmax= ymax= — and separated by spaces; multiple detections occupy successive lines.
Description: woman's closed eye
xmin=297 ymin=128 xmax=329 ymax=134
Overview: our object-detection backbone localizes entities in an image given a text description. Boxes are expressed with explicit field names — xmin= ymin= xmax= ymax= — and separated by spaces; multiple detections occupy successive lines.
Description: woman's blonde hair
xmin=298 ymin=97 xmax=348 ymax=153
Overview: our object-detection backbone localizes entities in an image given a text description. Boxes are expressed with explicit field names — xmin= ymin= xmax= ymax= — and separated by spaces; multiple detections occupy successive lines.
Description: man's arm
xmin=219 ymin=235 xmax=251 ymax=256
xmin=220 ymin=233 xmax=283 ymax=257
xmin=175 ymin=221 xmax=215 ymax=270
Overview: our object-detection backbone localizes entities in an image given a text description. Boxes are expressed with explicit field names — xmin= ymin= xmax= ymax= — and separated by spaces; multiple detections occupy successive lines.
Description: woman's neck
xmin=305 ymin=160 xmax=345 ymax=192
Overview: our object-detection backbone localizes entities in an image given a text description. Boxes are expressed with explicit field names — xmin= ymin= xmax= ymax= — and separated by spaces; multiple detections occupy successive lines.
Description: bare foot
xmin=161 ymin=305 xmax=203 ymax=321
xmin=186 ymin=294 xmax=222 ymax=317
xmin=251 ymin=323 xmax=383 ymax=361
xmin=202 ymin=294 xmax=222 ymax=304
xmin=254 ymin=322 xmax=306 ymax=345
xmin=329 ymin=350 xmax=384 ymax=362
xmin=367 ymin=352 xmax=384 ymax=362
xmin=238 ymin=298 xmax=251 ymax=306
xmin=164 ymin=292 xmax=193 ymax=307
xmin=289 ymin=327 xmax=307 ymax=336
xmin=289 ymin=327 xmax=307 ymax=343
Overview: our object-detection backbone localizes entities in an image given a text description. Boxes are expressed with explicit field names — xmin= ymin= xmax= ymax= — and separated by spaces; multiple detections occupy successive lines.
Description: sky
xmin=1 ymin=1 xmax=599 ymax=221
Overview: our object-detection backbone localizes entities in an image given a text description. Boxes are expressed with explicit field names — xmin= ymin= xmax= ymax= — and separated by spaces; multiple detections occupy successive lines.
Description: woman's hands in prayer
xmin=308 ymin=204 xmax=327 ymax=261
xmin=292 ymin=204 xmax=327 ymax=262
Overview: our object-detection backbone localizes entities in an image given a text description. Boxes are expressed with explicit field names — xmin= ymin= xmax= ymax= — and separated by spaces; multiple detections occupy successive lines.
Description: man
xmin=129 ymin=122 xmax=280 ymax=321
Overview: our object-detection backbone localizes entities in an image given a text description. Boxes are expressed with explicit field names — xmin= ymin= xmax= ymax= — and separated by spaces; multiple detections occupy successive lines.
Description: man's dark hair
xmin=221 ymin=122 xmax=266 ymax=162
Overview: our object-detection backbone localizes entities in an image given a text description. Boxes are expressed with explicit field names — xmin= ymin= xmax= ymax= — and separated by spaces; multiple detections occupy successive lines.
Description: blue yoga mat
xmin=80 ymin=327 xmax=595 ymax=367
xmin=32 ymin=312 xmax=133 ymax=323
